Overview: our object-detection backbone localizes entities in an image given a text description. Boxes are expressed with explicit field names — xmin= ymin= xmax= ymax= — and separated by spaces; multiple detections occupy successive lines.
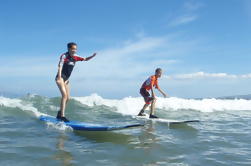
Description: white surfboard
xmin=135 ymin=114 xmax=200 ymax=124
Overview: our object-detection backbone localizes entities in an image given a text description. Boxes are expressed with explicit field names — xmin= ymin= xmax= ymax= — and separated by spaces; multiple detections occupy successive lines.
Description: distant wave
xmin=74 ymin=94 xmax=251 ymax=114
xmin=0 ymin=96 xmax=43 ymax=117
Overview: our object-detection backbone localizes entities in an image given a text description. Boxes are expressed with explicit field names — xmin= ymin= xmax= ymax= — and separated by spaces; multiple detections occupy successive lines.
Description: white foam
xmin=74 ymin=94 xmax=143 ymax=115
xmin=74 ymin=94 xmax=251 ymax=115
xmin=46 ymin=121 xmax=73 ymax=131
xmin=0 ymin=96 xmax=44 ymax=117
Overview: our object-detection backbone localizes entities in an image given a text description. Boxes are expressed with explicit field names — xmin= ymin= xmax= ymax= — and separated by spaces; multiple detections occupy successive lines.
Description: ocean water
xmin=0 ymin=94 xmax=251 ymax=166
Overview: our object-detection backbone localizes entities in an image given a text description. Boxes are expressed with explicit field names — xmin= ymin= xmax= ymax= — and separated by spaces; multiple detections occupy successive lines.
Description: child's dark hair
xmin=67 ymin=42 xmax=77 ymax=49
xmin=155 ymin=68 xmax=162 ymax=73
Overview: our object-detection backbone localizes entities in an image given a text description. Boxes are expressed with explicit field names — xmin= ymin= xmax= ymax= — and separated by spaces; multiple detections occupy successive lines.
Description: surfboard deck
xmin=39 ymin=115 xmax=144 ymax=131
xmin=135 ymin=114 xmax=200 ymax=124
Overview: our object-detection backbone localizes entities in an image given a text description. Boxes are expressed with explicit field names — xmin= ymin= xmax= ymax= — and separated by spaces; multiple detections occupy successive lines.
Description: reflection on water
xmin=136 ymin=121 xmax=159 ymax=149
xmin=54 ymin=134 xmax=74 ymax=166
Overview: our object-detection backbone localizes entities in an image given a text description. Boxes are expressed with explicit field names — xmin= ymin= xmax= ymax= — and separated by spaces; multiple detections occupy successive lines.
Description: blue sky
xmin=0 ymin=0 xmax=251 ymax=98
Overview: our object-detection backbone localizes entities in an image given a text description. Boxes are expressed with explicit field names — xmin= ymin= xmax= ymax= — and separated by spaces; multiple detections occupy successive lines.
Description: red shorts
xmin=140 ymin=88 xmax=154 ymax=104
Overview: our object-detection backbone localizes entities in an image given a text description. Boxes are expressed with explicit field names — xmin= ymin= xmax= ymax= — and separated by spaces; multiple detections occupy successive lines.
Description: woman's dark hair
xmin=155 ymin=68 xmax=162 ymax=73
xmin=67 ymin=42 xmax=77 ymax=49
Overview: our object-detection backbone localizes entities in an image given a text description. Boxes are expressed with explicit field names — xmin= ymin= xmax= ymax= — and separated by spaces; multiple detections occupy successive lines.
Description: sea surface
xmin=1 ymin=94 xmax=251 ymax=166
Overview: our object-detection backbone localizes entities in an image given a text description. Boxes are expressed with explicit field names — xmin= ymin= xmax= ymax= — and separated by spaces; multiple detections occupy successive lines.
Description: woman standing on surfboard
xmin=55 ymin=42 xmax=97 ymax=122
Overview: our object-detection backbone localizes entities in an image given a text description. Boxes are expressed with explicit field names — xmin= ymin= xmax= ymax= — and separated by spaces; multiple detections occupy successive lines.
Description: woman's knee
xmin=56 ymin=82 xmax=65 ymax=90
xmin=62 ymin=94 xmax=68 ymax=101
xmin=56 ymin=78 xmax=62 ymax=84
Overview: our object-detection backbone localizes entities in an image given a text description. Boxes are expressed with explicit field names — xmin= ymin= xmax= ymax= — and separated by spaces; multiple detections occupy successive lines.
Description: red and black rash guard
xmin=56 ymin=52 xmax=85 ymax=81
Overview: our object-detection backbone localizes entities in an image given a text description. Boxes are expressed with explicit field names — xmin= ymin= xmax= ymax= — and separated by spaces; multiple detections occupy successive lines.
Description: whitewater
xmin=74 ymin=93 xmax=251 ymax=114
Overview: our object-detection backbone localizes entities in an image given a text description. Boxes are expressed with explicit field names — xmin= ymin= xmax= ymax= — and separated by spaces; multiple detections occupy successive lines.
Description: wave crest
xmin=73 ymin=94 xmax=251 ymax=114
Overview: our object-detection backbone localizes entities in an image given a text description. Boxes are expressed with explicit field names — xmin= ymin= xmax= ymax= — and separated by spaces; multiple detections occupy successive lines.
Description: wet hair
xmin=67 ymin=42 xmax=77 ymax=49
xmin=155 ymin=68 xmax=162 ymax=73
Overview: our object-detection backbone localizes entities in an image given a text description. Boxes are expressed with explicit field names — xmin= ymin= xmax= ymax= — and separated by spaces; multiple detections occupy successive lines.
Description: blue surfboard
xmin=39 ymin=115 xmax=144 ymax=131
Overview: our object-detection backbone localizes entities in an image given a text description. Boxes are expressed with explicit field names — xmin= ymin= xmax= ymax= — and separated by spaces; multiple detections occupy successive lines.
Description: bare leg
xmin=56 ymin=79 xmax=68 ymax=117
xmin=138 ymin=103 xmax=149 ymax=116
xmin=150 ymin=98 xmax=157 ymax=115
xmin=65 ymin=80 xmax=70 ymax=104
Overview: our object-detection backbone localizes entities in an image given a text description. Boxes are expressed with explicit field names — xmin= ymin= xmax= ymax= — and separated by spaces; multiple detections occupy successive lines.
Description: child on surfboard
xmin=55 ymin=42 xmax=97 ymax=122
xmin=137 ymin=68 xmax=168 ymax=118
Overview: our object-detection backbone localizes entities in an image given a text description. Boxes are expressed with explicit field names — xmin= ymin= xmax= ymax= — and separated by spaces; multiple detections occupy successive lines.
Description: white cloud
xmin=73 ymin=35 xmax=181 ymax=81
xmin=183 ymin=1 xmax=204 ymax=11
xmin=168 ymin=15 xmax=198 ymax=27
xmin=168 ymin=1 xmax=204 ymax=27
xmin=165 ymin=72 xmax=251 ymax=80
xmin=101 ymin=36 xmax=166 ymax=56
xmin=241 ymin=73 xmax=251 ymax=78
